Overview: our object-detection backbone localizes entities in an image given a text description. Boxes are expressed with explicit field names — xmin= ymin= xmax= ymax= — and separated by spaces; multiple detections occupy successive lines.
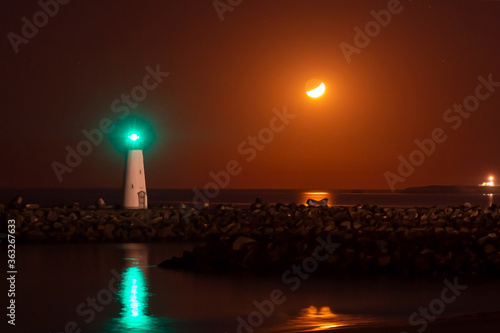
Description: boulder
xmin=377 ymin=255 xmax=391 ymax=267
xmin=232 ymin=236 xmax=257 ymax=250
xmin=307 ymin=198 xmax=328 ymax=208
xmin=46 ymin=211 xmax=58 ymax=222
xmin=484 ymin=244 xmax=496 ymax=255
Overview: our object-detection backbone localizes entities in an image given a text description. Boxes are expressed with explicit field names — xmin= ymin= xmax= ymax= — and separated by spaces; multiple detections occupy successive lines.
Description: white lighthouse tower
xmin=123 ymin=133 xmax=148 ymax=209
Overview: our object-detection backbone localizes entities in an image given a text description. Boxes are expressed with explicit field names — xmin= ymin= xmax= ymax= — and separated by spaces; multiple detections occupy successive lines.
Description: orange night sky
xmin=1 ymin=1 xmax=499 ymax=190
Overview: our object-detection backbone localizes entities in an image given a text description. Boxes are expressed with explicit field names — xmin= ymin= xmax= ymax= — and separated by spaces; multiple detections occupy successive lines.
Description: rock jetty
xmin=2 ymin=198 xmax=500 ymax=276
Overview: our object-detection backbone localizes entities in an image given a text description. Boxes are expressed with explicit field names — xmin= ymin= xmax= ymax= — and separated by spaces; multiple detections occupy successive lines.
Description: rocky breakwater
xmin=158 ymin=201 xmax=500 ymax=276
xmin=1 ymin=199 xmax=214 ymax=243
xmin=2 ymin=198 xmax=500 ymax=276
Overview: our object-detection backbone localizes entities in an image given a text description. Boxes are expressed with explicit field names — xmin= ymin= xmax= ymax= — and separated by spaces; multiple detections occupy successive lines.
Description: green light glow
xmin=128 ymin=133 xmax=140 ymax=142
xmin=122 ymin=267 xmax=147 ymax=319
xmin=130 ymin=278 xmax=139 ymax=316
xmin=104 ymin=266 xmax=172 ymax=332
xmin=109 ymin=115 xmax=156 ymax=152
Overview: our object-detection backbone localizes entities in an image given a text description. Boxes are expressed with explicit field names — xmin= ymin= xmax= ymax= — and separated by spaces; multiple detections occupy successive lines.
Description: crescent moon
xmin=306 ymin=82 xmax=325 ymax=98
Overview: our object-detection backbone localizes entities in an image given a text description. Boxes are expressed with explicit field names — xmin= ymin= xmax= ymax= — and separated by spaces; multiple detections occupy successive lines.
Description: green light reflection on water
xmin=106 ymin=266 xmax=170 ymax=332
xmin=123 ymin=267 xmax=146 ymax=319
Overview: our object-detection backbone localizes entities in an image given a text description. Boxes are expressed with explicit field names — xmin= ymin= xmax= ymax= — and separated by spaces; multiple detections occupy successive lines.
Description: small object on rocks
xmin=215 ymin=204 xmax=226 ymax=210
xmin=96 ymin=198 xmax=106 ymax=209
xmin=10 ymin=196 xmax=23 ymax=209
xmin=307 ymin=198 xmax=329 ymax=208
xmin=25 ymin=203 xmax=40 ymax=209
xmin=251 ymin=197 xmax=267 ymax=210
xmin=464 ymin=202 xmax=472 ymax=209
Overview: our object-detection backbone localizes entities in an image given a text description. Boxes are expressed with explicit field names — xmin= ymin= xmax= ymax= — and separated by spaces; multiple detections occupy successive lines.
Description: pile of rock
xmin=2 ymin=199 xmax=500 ymax=276
xmin=159 ymin=223 xmax=500 ymax=277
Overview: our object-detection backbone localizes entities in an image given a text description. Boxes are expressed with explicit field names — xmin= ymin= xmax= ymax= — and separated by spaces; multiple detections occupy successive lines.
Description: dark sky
xmin=1 ymin=0 xmax=499 ymax=190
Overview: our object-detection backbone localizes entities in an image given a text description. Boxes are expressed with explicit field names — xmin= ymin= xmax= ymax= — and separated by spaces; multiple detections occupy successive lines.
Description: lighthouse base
xmin=123 ymin=150 xmax=148 ymax=209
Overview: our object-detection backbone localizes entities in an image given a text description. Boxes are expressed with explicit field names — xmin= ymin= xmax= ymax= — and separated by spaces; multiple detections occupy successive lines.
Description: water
xmin=6 ymin=189 xmax=500 ymax=332
xmin=13 ymin=243 xmax=500 ymax=333
xmin=1 ymin=188 xmax=498 ymax=207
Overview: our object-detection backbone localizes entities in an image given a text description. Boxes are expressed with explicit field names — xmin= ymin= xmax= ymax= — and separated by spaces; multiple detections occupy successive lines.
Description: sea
xmin=1 ymin=188 xmax=499 ymax=208
xmin=3 ymin=189 xmax=500 ymax=333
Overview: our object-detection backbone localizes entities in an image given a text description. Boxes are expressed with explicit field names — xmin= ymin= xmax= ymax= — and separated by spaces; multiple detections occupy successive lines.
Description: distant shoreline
xmin=402 ymin=185 xmax=500 ymax=194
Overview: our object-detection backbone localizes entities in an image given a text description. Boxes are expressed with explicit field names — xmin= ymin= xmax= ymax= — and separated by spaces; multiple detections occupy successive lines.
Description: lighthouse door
xmin=138 ymin=191 xmax=146 ymax=209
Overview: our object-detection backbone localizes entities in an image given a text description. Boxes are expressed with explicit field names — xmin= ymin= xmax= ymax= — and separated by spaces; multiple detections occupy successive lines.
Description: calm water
xmin=7 ymin=190 xmax=500 ymax=332
xmin=1 ymin=188 xmax=499 ymax=207
xmin=14 ymin=243 xmax=500 ymax=333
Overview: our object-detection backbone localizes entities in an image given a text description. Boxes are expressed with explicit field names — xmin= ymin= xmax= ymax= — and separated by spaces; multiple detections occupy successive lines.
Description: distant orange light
xmin=480 ymin=176 xmax=494 ymax=186
xmin=302 ymin=191 xmax=332 ymax=206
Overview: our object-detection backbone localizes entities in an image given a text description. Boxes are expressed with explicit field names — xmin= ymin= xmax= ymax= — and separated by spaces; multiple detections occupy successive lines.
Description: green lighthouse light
xmin=128 ymin=133 xmax=140 ymax=142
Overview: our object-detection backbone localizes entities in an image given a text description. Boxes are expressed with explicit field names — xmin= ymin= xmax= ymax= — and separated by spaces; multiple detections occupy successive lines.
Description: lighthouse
xmin=108 ymin=115 xmax=155 ymax=209
xmin=123 ymin=132 xmax=148 ymax=209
